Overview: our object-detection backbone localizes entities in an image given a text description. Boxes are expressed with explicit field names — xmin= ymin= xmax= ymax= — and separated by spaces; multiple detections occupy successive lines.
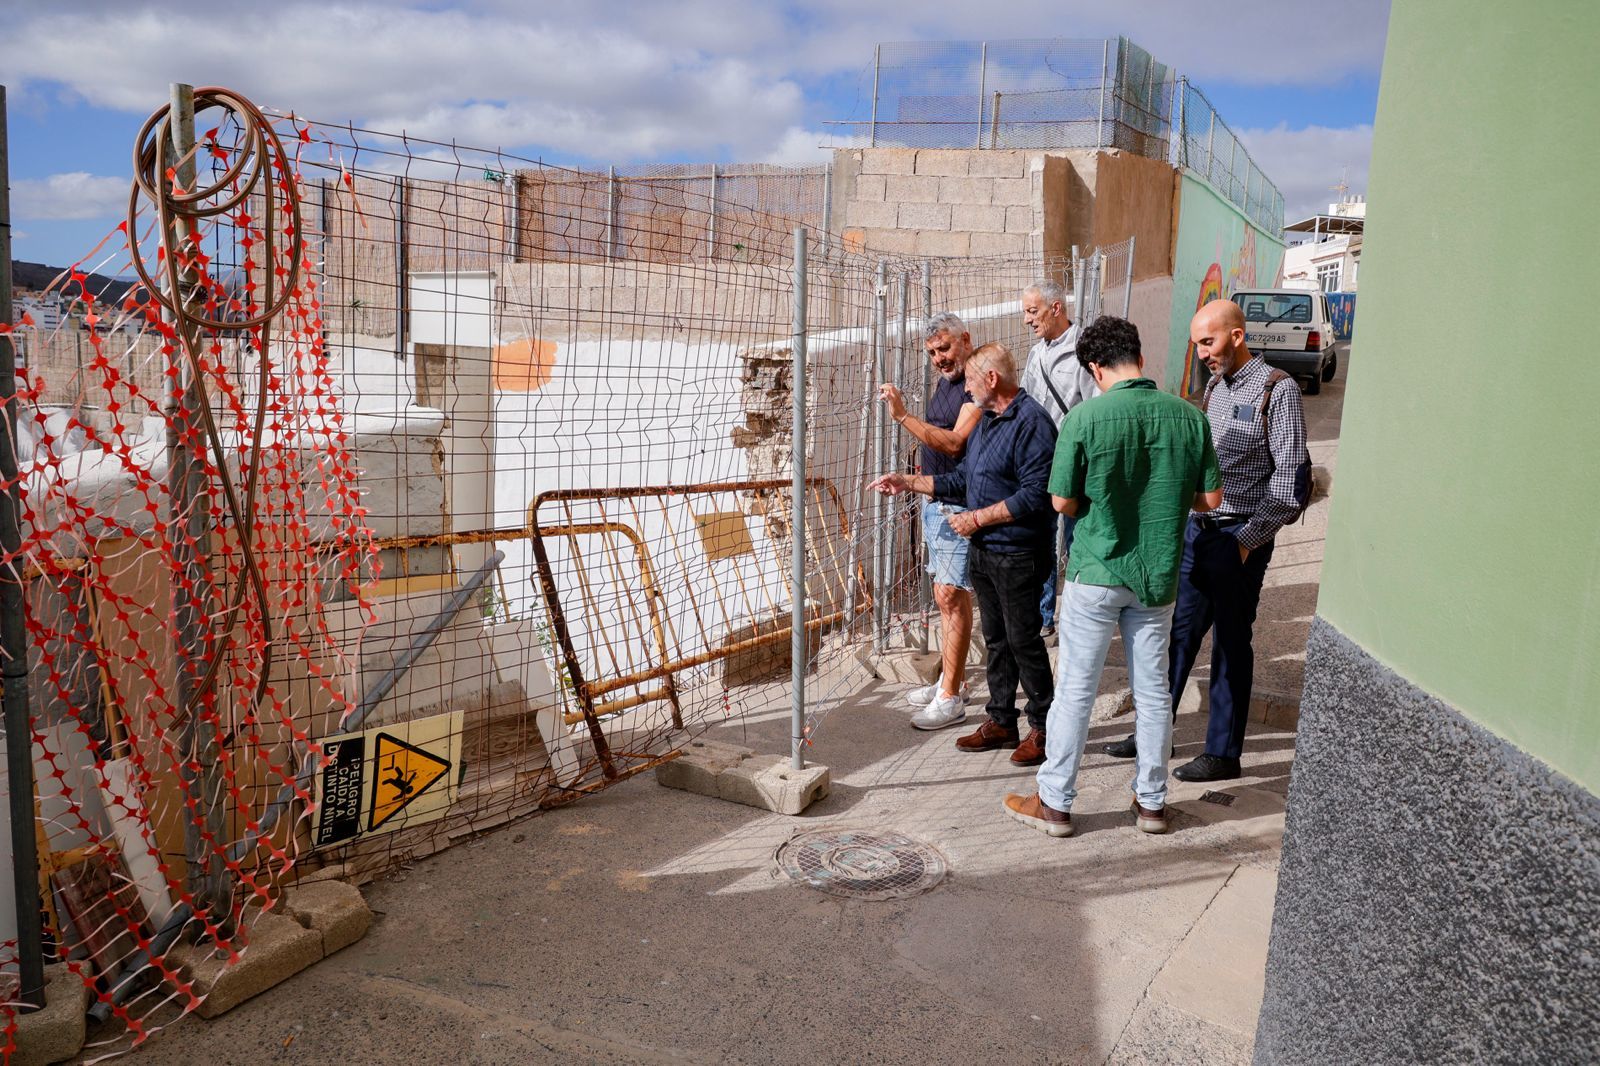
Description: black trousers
xmin=969 ymin=543 xmax=1054 ymax=732
xmin=1167 ymin=515 xmax=1275 ymax=759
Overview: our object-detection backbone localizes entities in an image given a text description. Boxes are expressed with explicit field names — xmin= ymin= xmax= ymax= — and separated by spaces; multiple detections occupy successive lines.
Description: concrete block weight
xmin=10 ymin=965 xmax=90 ymax=1066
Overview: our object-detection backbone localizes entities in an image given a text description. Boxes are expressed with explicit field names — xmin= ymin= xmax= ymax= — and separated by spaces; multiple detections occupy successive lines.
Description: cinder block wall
xmin=832 ymin=149 xmax=1048 ymax=259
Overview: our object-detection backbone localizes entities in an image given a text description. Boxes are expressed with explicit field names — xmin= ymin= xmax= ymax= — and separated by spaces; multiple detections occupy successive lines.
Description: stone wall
xmin=831 ymin=149 xmax=1050 ymax=260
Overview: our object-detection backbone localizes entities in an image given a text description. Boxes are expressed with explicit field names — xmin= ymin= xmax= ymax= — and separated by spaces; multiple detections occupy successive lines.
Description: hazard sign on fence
xmin=312 ymin=711 xmax=464 ymax=847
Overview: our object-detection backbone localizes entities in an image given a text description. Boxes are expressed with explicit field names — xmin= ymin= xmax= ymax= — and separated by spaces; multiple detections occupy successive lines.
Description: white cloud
xmin=761 ymin=127 xmax=839 ymax=166
xmin=10 ymin=173 xmax=129 ymax=221
xmin=0 ymin=4 xmax=808 ymax=164
xmin=1236 ymin=124 xmax=1373 ymax=223
xmin=0 ymin=1 xmax=1387 ymax=168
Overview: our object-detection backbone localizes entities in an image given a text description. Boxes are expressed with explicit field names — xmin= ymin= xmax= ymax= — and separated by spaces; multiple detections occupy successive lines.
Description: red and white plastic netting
xmin=1 ymin=89 xmax=375 ymax=1057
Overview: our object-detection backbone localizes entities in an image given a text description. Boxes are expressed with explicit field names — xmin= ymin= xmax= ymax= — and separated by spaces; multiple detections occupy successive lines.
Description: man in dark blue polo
xmin=869 ymin=342 xmax=1060 ymax=765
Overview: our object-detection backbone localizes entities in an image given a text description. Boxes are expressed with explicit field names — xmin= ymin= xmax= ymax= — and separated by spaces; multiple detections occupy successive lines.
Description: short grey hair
xmin=1025 ymin=280 xmax=1067 ymax=308
xmin=924 ymin=311 xmax=967 ymax=342
xmin=969 ymin=342 xmax=1018 ymax=387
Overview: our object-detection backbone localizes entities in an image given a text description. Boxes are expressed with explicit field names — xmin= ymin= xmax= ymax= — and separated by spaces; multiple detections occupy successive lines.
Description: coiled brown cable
xmin=129 ymin=88 xmax=306 ymax=730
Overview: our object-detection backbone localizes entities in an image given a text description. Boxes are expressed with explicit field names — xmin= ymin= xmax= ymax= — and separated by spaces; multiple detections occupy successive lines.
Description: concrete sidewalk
xmin=134 ymin=362 xmax=1348 ymax=1065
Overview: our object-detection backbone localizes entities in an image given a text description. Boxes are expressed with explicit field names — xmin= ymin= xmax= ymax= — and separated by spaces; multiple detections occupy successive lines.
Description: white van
xmin=1230 ymin=288 xmax=1339 ymax=394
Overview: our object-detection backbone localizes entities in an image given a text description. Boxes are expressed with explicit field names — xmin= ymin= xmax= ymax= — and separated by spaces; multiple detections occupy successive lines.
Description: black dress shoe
xmin=1173 ymin=754 xmax=1242 ymax=783
xmin=1102 ymin=734 xmax=1138 ymax=758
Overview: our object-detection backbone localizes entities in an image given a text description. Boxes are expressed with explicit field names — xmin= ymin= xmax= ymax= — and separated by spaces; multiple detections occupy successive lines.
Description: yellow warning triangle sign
xmin=369 ymin=732 xmax=452 ymax=831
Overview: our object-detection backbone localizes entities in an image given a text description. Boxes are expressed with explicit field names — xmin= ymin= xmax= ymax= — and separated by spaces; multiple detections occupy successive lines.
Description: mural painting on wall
xmin=1326 ymin=292 xmax=1357 ymax=341
xmin=1179 ymin=229 xmax=1262 ymax=398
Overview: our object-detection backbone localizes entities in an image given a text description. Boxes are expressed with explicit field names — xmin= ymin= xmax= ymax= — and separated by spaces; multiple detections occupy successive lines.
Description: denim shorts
xmin=922 ymin=499 xmax=972 ymax=590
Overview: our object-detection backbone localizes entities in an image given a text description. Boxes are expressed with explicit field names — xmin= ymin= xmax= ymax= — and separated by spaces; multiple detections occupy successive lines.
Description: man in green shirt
xmin=1004 ymin=316 xmax=1222 ymax=838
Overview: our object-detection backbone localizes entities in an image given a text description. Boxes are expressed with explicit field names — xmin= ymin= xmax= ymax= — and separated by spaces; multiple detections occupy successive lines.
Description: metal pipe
xmin=820 ymin=164 xmax=833 ymax=257
xmin=164 ymin=81 xmax=232 ymax=925
xmin=1123 ymin=233 xmax=1136 ymax=318
xmin=894 ymin=272 xmax=909 ymax=615
xmin=707 ymin=165 xmax=720 ymax=260
xmin=605 ymin=165 xmax=618 ymax=259
xmin=1173 ymin=76 xmax=1186 ymax=168
xmin=872 ymin=260 xmax=888 ymax=651
xmin=226 ymin=550 xmax=506 ymax=866
xmin=1097 ymin=39 xmax=1109 ymax=148
xmin=976 ymin=42 xmax=988 ymax=149
xmin=918 ymin=260 xmax=933 ymax=653
xmin=395 ymin=174 xmax=408 ymax=357
xmin=0 ymin=84 xmax=47 ymax=1013
xmin=870 ymin=45 xmax=881 ymax=148
xmin=790 ymin=227 xmax=808 ymax=771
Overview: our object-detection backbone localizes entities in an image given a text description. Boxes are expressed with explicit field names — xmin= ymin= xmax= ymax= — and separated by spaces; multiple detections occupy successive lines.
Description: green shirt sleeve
xmin=1200 ymin=421 xmax=1222 ymax=492
xmin=1049 ymin=409 xmax=1087 ymax=500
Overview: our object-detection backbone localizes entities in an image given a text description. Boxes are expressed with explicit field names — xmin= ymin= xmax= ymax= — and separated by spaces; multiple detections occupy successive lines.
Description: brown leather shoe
xmin=1010 ymin=727 xmax=1047 ymax=766
xmin=1131 ymin=798 xmax=1168 ymax=834
xmin=1003 ymin=792 xmax=1073 ymax=837
xmin=955 ymin=720 xmax=1020 ymax=752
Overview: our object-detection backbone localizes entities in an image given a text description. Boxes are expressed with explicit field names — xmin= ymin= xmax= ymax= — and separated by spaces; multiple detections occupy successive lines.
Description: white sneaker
xmin=910 ymin=693 xmax=968 ymax=731
xmin=905 ymin=682 xmax=970 ymax=707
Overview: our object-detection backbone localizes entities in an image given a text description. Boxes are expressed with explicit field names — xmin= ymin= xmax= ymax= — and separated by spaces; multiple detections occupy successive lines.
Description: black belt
xmin=1194 ymin=513 xmax=1250 ymax=531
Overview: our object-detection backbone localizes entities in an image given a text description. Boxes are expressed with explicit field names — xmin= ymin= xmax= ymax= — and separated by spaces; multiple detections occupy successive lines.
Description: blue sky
xmin=2 ymin=0 xmax=1389 ymax=269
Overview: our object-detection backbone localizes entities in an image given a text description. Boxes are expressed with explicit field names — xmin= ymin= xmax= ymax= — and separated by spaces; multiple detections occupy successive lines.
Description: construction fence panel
xmin=2 ymin=94 xmax=1081 ymax=1060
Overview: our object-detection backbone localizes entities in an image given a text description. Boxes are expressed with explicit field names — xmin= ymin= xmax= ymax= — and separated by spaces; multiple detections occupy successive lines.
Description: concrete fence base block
xmin=171 ymin=911 xmax=325 ymax=1019
xmin=718 ymin=755 xmax=830 ymax=815
xmin=10 ymin=964 xmax=90 ymax=1066
xmin=282 ymin=880 xmax=372 ymax=956
xmin=865 ymin=650 xmax=941 ymax=686
xmin=657 ymin=740 xmax=830 ymax=815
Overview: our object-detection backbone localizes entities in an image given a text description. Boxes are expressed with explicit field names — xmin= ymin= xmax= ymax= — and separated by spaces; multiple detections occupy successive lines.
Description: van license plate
xmin=1247 ymin=331 xmax=1291 ymax=347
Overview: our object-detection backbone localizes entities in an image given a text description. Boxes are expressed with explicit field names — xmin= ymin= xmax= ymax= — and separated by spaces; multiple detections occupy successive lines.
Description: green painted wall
xmin=1319 ymin=1 xmax=1600 ymax=792
xmin=1166 ymin=173 xmax=1286 ymax=396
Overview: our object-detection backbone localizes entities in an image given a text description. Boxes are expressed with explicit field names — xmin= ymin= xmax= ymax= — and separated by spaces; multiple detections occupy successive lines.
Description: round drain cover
xmin=775 ymin=827 xmax=947 ymax=900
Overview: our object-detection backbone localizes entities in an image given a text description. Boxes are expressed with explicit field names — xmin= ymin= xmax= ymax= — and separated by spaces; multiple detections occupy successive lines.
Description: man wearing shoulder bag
xmin=1102 ymin=299 xmax=1311 ymax=782
xmin=1020 ymin=280 xmax=1098 ymax=640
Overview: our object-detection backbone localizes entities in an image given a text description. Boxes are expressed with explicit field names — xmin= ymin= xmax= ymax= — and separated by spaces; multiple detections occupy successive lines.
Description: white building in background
xmin=1282 ymin=196 xmax=1366 ymax=292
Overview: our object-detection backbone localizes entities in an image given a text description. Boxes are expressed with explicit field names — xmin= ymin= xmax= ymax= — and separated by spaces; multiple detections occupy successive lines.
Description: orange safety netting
xmin=1 ymin=89 xmax=375 ymax=1058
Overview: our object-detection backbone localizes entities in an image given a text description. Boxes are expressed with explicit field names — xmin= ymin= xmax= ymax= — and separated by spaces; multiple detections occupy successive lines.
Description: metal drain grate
xmin=775 ymin=827 xmax=947 ymax=901
xmin=1199 ymin=790 xmax=1237 ymax=807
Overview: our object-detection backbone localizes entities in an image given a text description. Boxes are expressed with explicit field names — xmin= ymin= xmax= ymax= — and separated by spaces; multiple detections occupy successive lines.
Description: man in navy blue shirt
xmin=870 ymin=343 xmax=1060 ymax=765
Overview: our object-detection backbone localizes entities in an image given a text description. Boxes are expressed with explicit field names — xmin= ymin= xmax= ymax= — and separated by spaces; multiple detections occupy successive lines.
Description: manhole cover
xmin=774 ymin=827 xmax=947 ymax=901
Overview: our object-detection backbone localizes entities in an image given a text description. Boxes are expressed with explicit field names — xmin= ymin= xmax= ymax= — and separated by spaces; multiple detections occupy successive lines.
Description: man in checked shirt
xmin=1103 ymin=299 xmax=1309 ymax=782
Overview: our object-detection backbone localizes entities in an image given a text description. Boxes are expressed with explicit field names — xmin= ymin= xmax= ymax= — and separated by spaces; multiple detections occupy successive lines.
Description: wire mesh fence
xmin=1172 ymin=81 xmax=1284 ymax=232
xmin=828 ymin=38 xmax=1173 ymax=157
xmin=824 ymin=37 xmax=1281 ymax=234
xmin=0 ymin=84 xmax=1137 ymax=1057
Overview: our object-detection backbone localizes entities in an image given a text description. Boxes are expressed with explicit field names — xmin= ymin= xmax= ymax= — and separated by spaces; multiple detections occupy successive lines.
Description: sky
xmin=1 ymin=0 xmax=1391 ymax=269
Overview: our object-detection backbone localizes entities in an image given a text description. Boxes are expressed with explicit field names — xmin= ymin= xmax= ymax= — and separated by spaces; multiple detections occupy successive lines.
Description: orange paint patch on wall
xmin=494 ymin=338 xmax=558 ymax=391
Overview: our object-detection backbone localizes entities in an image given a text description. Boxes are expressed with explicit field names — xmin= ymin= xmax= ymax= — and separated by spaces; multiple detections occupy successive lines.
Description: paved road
xmin=133 ymin=354 xmax=1353 ymax=1066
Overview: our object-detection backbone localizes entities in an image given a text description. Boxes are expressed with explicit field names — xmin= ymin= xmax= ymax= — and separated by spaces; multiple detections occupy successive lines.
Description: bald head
xmin=1196 ymin=299 xmax=1245 ymax=333
xmin=1189 ymin=299 xmax=1249 ymax=377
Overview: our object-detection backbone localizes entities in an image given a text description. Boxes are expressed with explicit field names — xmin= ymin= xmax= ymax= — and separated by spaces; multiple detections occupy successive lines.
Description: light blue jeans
xmin=1037 ymin=578 xmax=1176 ymax=812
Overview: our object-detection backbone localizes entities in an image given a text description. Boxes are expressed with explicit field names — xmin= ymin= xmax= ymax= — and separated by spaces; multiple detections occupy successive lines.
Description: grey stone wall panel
xmin=1256 ymin=617 xmax=1600 ymax=1064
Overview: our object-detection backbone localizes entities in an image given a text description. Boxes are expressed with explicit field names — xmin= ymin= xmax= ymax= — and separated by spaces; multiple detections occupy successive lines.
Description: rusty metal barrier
xmin=525 ymin=477 xmax=869 ymax=783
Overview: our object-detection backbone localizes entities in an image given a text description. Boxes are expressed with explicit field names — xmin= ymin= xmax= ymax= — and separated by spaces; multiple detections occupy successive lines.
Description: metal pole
xmin=870 ymin=45 xmax=881 ymax=148
xmin=990 ymin=92 xmax=1002 ymax=150
xmin=1097 ymin=39 xmax=1109 ymax=148
xmin=1206 ymin=107 xmax=1217 ymax=183
xmin=0 ymin=84 xmax=47 ymax=1014
xmin=1123 ymin=234 xmax=1136 ymax=318
xmin=165 ymin=81 xmax=231 ymax=927
xmin=893 ymin=273 xmax=910 ymax=616
xmin=790 ymin=228 xmax=808 ymax=771
xmin=606 ymin=165 xmax=618 ymax=259
xmin=872 ymin=261 xmax=888 ymax=651
xmin=706 ymin=165 xmax=719 ymax=260
xmin=976 ymin=42 xmax=988 ymax=149
xmin=918 ymin=261 xmax=932 ymax=653
xmin=1070 ymin=244 xmax=1084 ymax=324
xmin=395 ymin=175 xmax=407 ymax=357
xmin=1173 ymin=76 xmax=1186 ymax=168
xmin=820 ymin=164 xmax=833 ymax=256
